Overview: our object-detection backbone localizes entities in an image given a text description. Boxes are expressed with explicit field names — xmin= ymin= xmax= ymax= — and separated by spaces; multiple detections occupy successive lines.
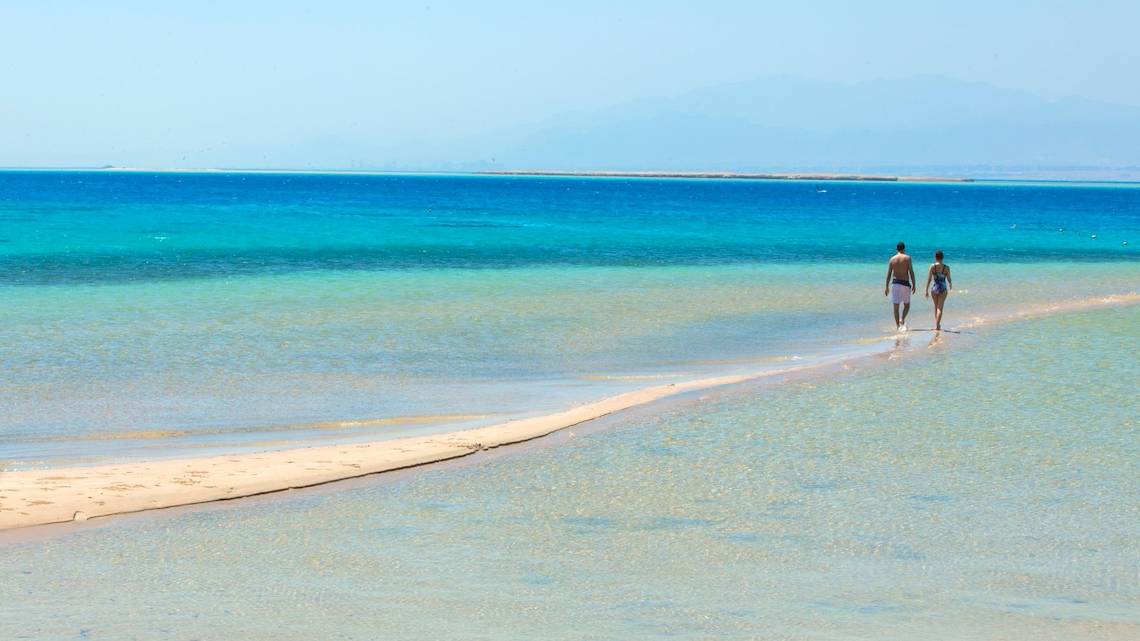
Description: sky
xmin=2 ymin=1 xmax=1139 ymax=168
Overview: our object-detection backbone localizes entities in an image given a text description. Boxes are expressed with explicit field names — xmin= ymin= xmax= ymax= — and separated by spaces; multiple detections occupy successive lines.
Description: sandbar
xmin=0 ymin=293 xmax=1134 ymax=532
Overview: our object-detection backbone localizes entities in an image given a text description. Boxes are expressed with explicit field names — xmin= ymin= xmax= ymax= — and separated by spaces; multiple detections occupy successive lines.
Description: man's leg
xmin=892 ymin=303 xmax=900 ymax=328
xmin=901 ymin=303 xmax=911 ymax=326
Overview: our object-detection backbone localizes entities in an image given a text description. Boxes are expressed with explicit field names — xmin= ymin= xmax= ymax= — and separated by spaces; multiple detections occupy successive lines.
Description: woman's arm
xmin=923 ymin=264 xmax=933 ymax=298
xmin=946 ymin=265 xmax=952 ymax=292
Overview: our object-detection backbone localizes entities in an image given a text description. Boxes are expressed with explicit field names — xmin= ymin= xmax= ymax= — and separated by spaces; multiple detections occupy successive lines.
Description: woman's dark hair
xmin=935 ymin=250 xmax=944 ymax=260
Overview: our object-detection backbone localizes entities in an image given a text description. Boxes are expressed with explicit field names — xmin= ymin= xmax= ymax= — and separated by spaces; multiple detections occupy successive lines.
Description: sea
xmin=1 ymin=171 xmax=1136 ymax=466
xmin=0 ymin=171 xmax=1137 ymax=639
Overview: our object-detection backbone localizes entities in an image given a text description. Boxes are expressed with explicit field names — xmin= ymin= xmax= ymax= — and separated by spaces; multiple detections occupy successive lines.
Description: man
xmin=884 ymin=241 xmax=916 ymax=331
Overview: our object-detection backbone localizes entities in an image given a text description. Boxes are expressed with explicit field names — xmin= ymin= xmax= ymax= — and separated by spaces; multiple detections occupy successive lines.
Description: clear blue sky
xmin=2 ymin=1 xmax=1138 ymax=167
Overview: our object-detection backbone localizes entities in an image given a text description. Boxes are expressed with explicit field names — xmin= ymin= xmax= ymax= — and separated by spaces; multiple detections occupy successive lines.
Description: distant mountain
xmin=463 ymin=76 xmax=1140 ymax=174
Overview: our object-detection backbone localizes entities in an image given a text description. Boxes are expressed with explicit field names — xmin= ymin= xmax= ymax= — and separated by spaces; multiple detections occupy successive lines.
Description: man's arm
xmin=885 ymin=262 xmax=892 ymax=296
xmin=908 ymin=261 xmax=916 ymax=292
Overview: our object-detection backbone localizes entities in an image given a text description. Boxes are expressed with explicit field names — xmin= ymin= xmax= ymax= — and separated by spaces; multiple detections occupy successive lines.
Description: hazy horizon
xmin=3 ymin=2 xmax=1140 ymax=176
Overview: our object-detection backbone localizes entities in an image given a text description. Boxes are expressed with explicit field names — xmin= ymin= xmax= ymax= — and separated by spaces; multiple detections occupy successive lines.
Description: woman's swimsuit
xmin=931 ymin=266 xmax=948 ymax=295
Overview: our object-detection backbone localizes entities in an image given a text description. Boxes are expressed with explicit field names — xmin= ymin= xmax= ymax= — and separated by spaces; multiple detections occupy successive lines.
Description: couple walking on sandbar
xmin=885 ymin=241 xmax=953 ymax=332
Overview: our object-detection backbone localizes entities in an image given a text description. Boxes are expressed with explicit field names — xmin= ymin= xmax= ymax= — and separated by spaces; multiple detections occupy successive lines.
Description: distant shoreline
xmin=480 ymin=170 xmax=974 ymax=182
xmin=0 ymin=166 xmax=973 ymax=182
xmin=6 ymin=166 xmax=1140 ymax=183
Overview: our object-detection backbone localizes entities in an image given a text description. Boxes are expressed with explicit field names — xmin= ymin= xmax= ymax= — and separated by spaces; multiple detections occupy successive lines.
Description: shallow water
xmin=1 ymin=172 xmax=1138 ymax=465
xmin=2 ymin=305 xmax=1136 ymax=640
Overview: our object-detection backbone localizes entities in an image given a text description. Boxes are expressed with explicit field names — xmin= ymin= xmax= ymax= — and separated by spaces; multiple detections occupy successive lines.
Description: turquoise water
xmin=2 ymin=305 xmax=1136 ymax=640
xmin=1 ymin=172 xmax=1138 ymax=465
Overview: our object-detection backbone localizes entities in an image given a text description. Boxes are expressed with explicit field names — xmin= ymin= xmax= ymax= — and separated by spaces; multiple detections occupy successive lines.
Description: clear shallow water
xmin=2 ymin=306 xmax=1136 ymax=640
xmin=1 ymin=171 xmax=1138 ymax=464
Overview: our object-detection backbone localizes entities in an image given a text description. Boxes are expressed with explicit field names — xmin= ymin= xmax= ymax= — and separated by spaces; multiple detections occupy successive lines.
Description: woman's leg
xmin=932 ymin=292 xmax=947 ymax=330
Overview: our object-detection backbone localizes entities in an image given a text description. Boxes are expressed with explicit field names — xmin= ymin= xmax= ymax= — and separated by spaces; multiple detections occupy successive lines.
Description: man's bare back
xmin=887 ymin=253 xmax=913 ymax=282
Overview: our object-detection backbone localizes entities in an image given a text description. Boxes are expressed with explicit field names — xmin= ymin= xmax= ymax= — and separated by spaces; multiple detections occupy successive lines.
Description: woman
xmin=923 ymin=250 xmax=953 ymax=331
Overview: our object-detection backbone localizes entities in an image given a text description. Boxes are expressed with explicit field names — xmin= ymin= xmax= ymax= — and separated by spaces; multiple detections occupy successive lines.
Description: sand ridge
xmin=1 ymin=292 xmax=1135 ymax=532
xmin=0 ymin=373 xmax=772 ymax=531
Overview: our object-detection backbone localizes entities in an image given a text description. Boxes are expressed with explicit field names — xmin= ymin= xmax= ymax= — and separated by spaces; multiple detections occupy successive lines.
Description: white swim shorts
xmin=890 ymin=283 xmax=912 ymax=305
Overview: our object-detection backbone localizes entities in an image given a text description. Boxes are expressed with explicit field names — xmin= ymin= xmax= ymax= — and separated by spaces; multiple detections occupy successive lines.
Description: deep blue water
xmin=0 ymin=171 xmax=1136 ymax=286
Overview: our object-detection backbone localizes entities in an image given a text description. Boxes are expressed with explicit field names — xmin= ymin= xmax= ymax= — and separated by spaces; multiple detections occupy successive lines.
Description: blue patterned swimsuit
xmin=931 ymin=266 xmax=948 ymax=295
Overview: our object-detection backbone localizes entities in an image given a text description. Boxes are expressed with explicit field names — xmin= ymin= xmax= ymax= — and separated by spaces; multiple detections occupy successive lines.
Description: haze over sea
xmin=1 ymin=170 xmax=1136 ymax=467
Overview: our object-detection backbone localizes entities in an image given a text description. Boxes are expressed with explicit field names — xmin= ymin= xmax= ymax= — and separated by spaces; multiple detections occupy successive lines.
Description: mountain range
xmin=439 ymin=75 xmax=1140 ymax=176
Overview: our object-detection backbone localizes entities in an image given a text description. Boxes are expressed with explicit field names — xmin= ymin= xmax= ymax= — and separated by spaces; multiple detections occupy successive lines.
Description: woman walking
xmin=924 ymin=250 xmax=953 ymax=331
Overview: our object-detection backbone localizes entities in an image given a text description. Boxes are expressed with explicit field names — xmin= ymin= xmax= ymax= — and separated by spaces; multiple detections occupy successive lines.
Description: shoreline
xmin=0 ymin=167 xmax=975 ymax=182
xmin=0 ymin=358 xmax=870 ymax=533
xmin=478 ymin=170 xmax=974 ymax=182
xmin=0 ymin=343 xmax=917 ymax=544
xmin=1 ymin=292 xmax=1135 ymax=533
xmin=6 ymin=166 xmax=1140 ymax=184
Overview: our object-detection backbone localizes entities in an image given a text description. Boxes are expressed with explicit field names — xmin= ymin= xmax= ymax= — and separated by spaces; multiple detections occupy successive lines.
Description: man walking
xmin=884 ymin=241 xmax=916 ymax=331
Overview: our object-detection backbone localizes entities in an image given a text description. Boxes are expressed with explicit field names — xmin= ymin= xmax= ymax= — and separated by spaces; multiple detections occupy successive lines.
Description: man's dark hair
xmin=935 ymin=250 xmax=944 ymax=260
xmin=897 ymin=241 xmax=906 ymax=252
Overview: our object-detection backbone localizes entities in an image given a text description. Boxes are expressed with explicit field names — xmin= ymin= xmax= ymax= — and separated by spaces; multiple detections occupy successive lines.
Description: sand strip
xmin=480 ymin=170 xmax=973 ymax=182
xmin=1 ymin=293 xmax=1135 ymax=531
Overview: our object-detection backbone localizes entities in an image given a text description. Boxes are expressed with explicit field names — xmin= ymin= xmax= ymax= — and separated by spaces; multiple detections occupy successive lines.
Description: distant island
xmin=0 ymin=167 xmax=972 ymax=183
xmin=481 ymin=170 xmax=973 ymax=182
